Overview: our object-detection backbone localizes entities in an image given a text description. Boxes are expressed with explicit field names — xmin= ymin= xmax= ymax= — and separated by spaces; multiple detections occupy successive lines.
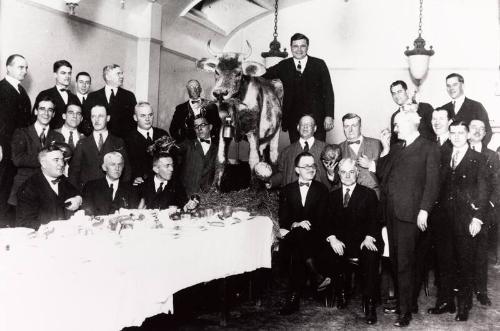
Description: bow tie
xmin=299 ymin=182 xmax=310 ymax=187
xmin=191 ymin=99 xmax=201 ymax=104
xmin=348 ymin=140 xmax=360 ymax=145
xmin=59 ymin=88 xmax=68 ymax=92
xmin=200 ymin=139 xmax=210 ymax=144
xmin=51 ymin=177 xmax=61 ymax=185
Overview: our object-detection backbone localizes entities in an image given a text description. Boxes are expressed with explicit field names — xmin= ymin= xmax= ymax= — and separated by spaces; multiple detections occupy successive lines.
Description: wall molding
xmin=161 ymin=46 xmax=198 ymax=62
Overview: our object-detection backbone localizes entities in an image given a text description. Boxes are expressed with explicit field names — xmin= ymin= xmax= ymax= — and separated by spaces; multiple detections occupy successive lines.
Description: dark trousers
xmin=288 ymin=127 xmax=326 ymax=144
xmin=474 ymin=229 xmax=489 ymax=294
xmin=387 ymin=217 xmax=419 ymax=314
xmin=0 ymin=162 xmax=15 ymax=227
xmin=280 ymin=227 xmax=316 ymax=294
xmin=413 ymin=228 xmax=433 ymax=305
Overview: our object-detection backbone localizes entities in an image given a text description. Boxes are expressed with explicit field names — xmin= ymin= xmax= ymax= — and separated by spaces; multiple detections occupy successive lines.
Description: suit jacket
xmin=279 ymin=180 xmax=329 ymax=236
xmin=178 ymin=138 xmax=217 ymax=196
xmin=124 ymin=127 xmax=168 ymax=180
xmin=325 ymin=185 xmax=381 ymax=257
xmin=339 ymin=136 xmax=381 ymax=196
xmin=34 ymin=86 xmax=79 ymax=130
xmin=9 ymin=126 xmax=64 ymax=205
xmin=263 ymin=56 xmax=334 ymax=131
xmin=377 ymin=135 xmax=440 ymax=223
xmin=441 ymin=97 xmax=492 ymax=144
xmin=269 ymin=139 xmax=329 ymax=188
xmin=84 ymin=87 xmax=137 ymax=139
xmin=69 ymin=133 xmax=131 ymax=189
xmin=481 ymin=147 xmax=500 ymax=210
xmin=170 ymin=100 xmax=221 ymax=142
xmin=139 ymin=176 xmax=188 ymax=210
xmin=439 ymin=148 xmax=488 ymax=232
xmin=16 ymin=171 xmax=80 ymax=229
xmin=390 ymin=102 xmax=435 ymax=144
xmin=82 ymin=178 xmax=139 ymax=216
xmin=54 ymin=128 xmax=85 ymax=151
xmin=0 ymin=78 xmax=32 ymax=161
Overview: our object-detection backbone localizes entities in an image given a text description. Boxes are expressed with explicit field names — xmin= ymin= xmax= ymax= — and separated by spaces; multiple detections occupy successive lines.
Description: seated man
xmin=69 ymin=104 xmax=131 ymax=189
xmin=177 ymin=115 xmax=217 ymax=196
xmin=82 ymin=151 xmax=139 ymax=216
xmin=16 ymin=145 xmax=82 ymax=229
xmin=319 ymin=158 xmax=381 ymax=324
xmin=138 ymin=152 xmax=198 ymax=211
xmin=278 ymin=152 xmax=329 ymax=315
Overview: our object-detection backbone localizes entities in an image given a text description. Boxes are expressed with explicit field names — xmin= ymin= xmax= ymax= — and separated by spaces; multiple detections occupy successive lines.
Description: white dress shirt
xmin=105 ymin=86 xmax=118 ymax=103
xmin=137 ymin=127 xmax=154 ymax=140
xmin=43 ymin=173 xmax=59 ymax=195
xmin=77 ymin=92 xmax=87 ymax=104
xmin=93 ymin=130 xmax=108 ymax=148
xmin=452 ymin=94 xmax=466 ymax=115
xmin=60 ymin=125 xmax=80 ymax=145
xmin=437 ymin=132 xmax=450 ymax=146
xmin=299 ymin=137 xmax=315 ymax=151
xmin=189 ymin=99 xmax=202 ymax=116
xmin=5 ymin=75 xmax=21 ymax=92
xmin=154 ymin=175 xmax=167 ymax=193
xmin=57 ymin=86 xmax=69 ymax=104
xmin=198 ymin=138 xmax=211 ymax=155
xmin=469 ymin=142 xmax=482 ymax=153
xmin=34 ymin=122 xmax=49 ymax=138
xmin=347 ymin=135 xmax=363 ymax=155
xmin=298 ymin=180 xmax=311 ymax=206
xmin=293 ymin=56 xmax=308 ymax=74
xmin=451 ymin=144 xmax=469 ymax=168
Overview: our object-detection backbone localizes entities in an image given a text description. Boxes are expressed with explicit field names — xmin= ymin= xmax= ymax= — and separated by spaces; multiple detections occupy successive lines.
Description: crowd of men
xmin=0 ymin=31 xmax=498 ymax=328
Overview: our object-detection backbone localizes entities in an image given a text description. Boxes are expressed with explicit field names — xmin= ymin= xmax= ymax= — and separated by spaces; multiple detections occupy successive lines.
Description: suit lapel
xmin=28 ymin=126 xmax=42 ymax=149
xmin=194 ymin=139 xmax=205 ymax=158
xmin=454 ymin=148 xmax=471 ymax=172
xmin=303 ymin=181 xmax=316 ymax=209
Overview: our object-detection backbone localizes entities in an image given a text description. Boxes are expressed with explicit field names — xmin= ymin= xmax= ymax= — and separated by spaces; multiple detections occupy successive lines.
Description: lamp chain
xmin=273 ymin=0 xmax=279 ymax=39
xmin=418 ymin=0 xmax=423 ymax=36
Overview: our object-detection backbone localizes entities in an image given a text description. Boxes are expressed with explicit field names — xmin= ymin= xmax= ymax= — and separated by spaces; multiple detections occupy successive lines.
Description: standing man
xmin=0 ymin=54 xmax=32 ymax=225
xmin=377 ymin=111 xmax=440 ymax=327
xmin=75 ymin=71 xmax=92 ymax=135
xmin=9 ymin=96 xmax=64 ymax=207
xmin=339 ymin=113 xmax=381 ymax=197
xmin=170 ymin=79 xmax=220 ymax=142
xmin=69 ymin=104 xmax=130 ymax=189
xmin=16 ymin=145 xmax=82 ymax=230
xmin=34 ymin=60 xmax=79 ymax=129
xmin=441 ymin=73 xmax=492 ymax=144
xmin=84 ymin=64 xmax=137 ymax=139
xmin=468 ymin=119 xmax=499 ymax=306
xmin=263 ymin=33 xmax=334 ymax=143
xmin=278 ymin=152 xmax=329 ymax=315
xmin=389 ymin=80 xmax=435 ymax=144
xmin=125 ymin=102 xmax=168 ymax=186
xmin=267 ymin=115 xmax=329 ymax=189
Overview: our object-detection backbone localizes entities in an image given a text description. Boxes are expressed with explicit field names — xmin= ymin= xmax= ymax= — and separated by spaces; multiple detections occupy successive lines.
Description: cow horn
xmin=242 ymin=40 xmax=252 ymax=59
xmin=207 ymin=40 xmax=221 ymax=58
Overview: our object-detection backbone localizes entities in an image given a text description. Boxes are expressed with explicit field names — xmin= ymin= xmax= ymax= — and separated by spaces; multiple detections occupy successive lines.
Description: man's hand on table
xmin=183 ymin=198 xmax=199 ymax=212
xmin=65 ymin=195 xmax=82 ymax=211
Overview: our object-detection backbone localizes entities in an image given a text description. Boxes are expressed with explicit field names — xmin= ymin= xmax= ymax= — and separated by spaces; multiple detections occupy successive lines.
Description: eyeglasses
xmin=297 ymin=164 xmax=317 ymax=170
xmin=194 ymin=123 xmax=209 ymax=130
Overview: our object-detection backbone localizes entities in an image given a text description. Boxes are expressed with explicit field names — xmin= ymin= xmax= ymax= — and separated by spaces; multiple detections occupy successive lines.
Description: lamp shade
xmin=407 ymin=54 xmax=431 ymax=80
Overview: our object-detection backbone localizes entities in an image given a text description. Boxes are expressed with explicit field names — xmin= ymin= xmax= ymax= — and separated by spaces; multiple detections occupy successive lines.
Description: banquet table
xmin=0 ymin=215 xmax=274 ymax=331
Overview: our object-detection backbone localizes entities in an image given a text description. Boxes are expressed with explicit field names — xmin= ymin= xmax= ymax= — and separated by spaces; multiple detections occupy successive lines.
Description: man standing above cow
xmin=84 ymin=64 xmax=137 ymax=139
xmin=389 ymin=80 xmax=435 ymax=144
xmin=339 ymin=113 xmax=381 ymax=197
xmin=263 ymin=33 xmax=334 ymax=143
xmin=170 ymin=79 xmax=220 ymax=142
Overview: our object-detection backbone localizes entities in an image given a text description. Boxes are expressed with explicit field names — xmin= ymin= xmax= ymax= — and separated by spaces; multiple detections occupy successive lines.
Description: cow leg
xmin=246 ymin=131 xmax=259 ymax=170
xmin=269 ymin=127 xmax=281 ymax=164
xmin=214 ymin=130 xmax=227 ymax=189
xmin=258 ymin=142 xmax=268 ymax=162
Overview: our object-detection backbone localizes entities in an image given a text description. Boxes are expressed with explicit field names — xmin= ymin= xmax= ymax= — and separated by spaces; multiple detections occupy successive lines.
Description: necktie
xmin=471 ymin=145 xmax=475 ymax=151
xmin=146 ymin=132 xmax=153 ymax=144
xmin=98 ymin=133 xmax=104 ymax=151
xmin=18 ymin=84 xmax=25 ymax=95
xmin=109 ymin=183 xmax=114 ymax=200
xmin=348 ymin=140 xmax=360 ymax=145
xmin=452 ymin=100 xmax=456 ymax=114
xmin=303 ymin=141 xmax=309 ymax=152
xmin=109 ymin=89 xmax=116 ymax=104
xmin=82 ymin=96 xmax=86 ymax=103
xmin=157 ymin=182 xmax=164 ymax=193
xmin=297 ymin=61 xmax=302 ymax=74
xmin=299 ymin=182 xmax=310 ymax=187
xmin=40 ymin=128 xmax=46 ymax=146
xmin=68 ymin=131 xmax=75 ymax=149
xmin=451 ymin=151 xmax=460 ymax=170
xmin=200 ymin=139 xmax=210 ymax=144
xmin=343 ymin=188 xmax=351 ymax=208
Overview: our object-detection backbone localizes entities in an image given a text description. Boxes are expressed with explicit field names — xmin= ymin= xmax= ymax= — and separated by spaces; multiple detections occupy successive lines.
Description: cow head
xmin=196 ymin=40 xmax=266 ymax=101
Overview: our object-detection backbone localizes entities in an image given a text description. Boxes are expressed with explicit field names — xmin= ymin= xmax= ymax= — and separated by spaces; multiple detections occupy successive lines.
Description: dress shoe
xmin=427 ymin=302 xmax=456 ymax=314
xmin=317 ymin=276 xmax=331 ymax=292
xmin=455 ymin=309 xmax=469 ymax=321
xmin=336 ymin=290 xmax=348 ymax=309
xmin=364 ymin=298 xmax=377 ymax=325
xmin=383 ymin=303 xmax=400 ymax=315
xmin=279 ymin=293 xmax=300 ymax=315
xmin=477 ymin=292 xmax=492 ymax=306
xmin=394 ymin=313 xmax=412 ymax=327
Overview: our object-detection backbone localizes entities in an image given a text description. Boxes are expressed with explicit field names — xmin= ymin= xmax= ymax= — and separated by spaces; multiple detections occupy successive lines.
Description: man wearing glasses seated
xmin=278 ymin=152 xmax=329 ymax=315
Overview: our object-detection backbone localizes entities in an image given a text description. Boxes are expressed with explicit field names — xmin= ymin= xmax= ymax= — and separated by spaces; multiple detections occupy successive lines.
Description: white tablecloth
xmin=0 ymin=216 xmax=274 ymax=331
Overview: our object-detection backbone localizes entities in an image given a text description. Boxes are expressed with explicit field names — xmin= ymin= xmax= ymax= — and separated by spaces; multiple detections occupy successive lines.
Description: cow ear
xmin=242 ymin=61 xmax=266 ymax=77
xmin=196 ymin=58 xmax=218 ymax=72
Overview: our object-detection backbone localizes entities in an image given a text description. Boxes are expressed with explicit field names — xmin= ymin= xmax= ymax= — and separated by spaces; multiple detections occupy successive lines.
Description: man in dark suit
xmin=33 ymin=60 xmax=79 ymax=130
xmin=9 ymin=96 xmax=64 ymax=207
xmin=75 ymin=72 xmax=92 ymax=135
xmin=468 ymin=119 xmax=499 ymax=306
xmin=125 ymin=102 xmax=168 ymax=186
xmin=389 ymin=80 xmax=435 ymax=144
xmin=84 ymin=64 xmax=137 ymax=139
xmin=0 ymin=54 xmax=32 ymax=226
xmin=440 ymin=73 xmax=492 ymax=145
xmin=278 ymin=152 xmax=330 ymax=315
xmin=319 ymin=158 xmax=381 ymax=324
xmin=339 ymin=113 xmax=382 ymax=197
xmin=263 ymin=33 xmax=335 ymax=143
xmin=170 ymin=79 xmax=221 ymax=142
xmin=138 ymin=152 xmax=198 ymax=211
xmin=69 ymin=104 xmax=131 ymax=189
xmin=178 ymin=115 xmax=217 ymax=196
xmin=16 ymin=145 xmax=82 ymax=229
xmin=267 ymin=115 xmax=329 ymax=189
xmin=54 ymin=103 xmax=85 ymax=151
xmin=428 ymin=121 xmax=488 ymax=322
xmin=82 ymin=151 xmax=139 ymax=216
xmin=377 ymin=110 xmax=440 ymax=327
